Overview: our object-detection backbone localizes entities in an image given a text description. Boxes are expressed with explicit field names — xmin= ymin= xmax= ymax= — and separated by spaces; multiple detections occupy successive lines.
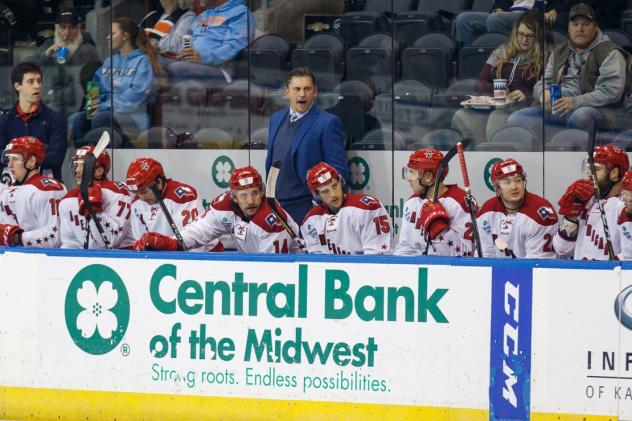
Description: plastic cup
xmin=56 ymin=47 xmax=69 ymax=64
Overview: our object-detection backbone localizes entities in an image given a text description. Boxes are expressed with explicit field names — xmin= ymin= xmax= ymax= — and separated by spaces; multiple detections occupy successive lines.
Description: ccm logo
xmin=502 ymin=280 xmax=519 ymax=408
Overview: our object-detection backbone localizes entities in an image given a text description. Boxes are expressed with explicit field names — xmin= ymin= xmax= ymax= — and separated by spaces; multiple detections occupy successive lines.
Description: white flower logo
xmin=350 ymin=162 xmax=366 ymax=186
xmin=76 ymin=280 xmax=118 ymax=339
xmin=215 ymin=161 xmax=232 ymax=184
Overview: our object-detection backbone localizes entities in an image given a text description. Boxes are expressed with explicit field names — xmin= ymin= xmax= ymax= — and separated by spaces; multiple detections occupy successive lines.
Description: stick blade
xmin=92 ymin=130 xmax=111 ymax=159
xmin=266 ymin=161 xmax=281 ymax=199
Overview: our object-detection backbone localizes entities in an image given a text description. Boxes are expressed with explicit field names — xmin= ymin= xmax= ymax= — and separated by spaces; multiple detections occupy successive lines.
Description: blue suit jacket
xmin=265 ymin=106 xmax=349 ymax=185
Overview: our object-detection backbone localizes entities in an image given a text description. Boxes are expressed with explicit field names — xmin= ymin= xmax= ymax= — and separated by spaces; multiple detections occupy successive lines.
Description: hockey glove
xmin=0 ymin=224 xmax=23 ymax=246
xmin=558 ymin=179 xmax=594 ymax=217
xmin=78 ymin=183 xmax=104 ymax=218
xmin=134 ymin=232 xmax=178 ymax=251
xmin=420 ymin=201 xmax=450 ymax=241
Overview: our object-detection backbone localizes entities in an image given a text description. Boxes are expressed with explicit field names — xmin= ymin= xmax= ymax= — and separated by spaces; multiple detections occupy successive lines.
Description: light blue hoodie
xmin=190 ymin=0 xmax=255 ymax=66
xmin=95 ymin=48 xmax=155 ymax=130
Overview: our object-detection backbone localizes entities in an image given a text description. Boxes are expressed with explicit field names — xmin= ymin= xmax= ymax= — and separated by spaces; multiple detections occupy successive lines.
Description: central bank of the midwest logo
xmin=212 ymin=156 xmax=235 ymax=188
xmin=484 ymin=158 xmax=503 ymax=191
xmin=348 ymin=157 xmax=370 ymax=190
xmin=65 ymin=264 xmax=130 ymax=355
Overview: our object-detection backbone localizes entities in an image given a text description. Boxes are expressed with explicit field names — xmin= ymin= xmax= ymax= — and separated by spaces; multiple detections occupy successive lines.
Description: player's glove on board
xmin=558 ymin=179 xmax=594 ymax=217
xmin=0 ymin=224 xmax=23 ymax=246
xmin=78 ymin=184 xmax=104 ymax=218
xmin=134 ymin=232 xmax=178 ymax=251
xmin=420 ymin=201 xmax=450 ymax=241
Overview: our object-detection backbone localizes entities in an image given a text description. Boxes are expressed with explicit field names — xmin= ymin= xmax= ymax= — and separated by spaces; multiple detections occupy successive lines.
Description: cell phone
xmin=183 ymin=35 xmax=192 ymax=49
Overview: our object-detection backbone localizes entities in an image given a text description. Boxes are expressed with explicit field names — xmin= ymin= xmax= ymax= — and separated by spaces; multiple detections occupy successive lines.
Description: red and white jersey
xmin=180 ymin=193 xmax=300 ymax=253
xmin=301 ymin=194 xmax=392 ymax=255
xmin=0 ymin=174 xmax=66 ymax=247
xmin=478 ymin=192 xmax=559 ymax=259
xmin=618 ymin=206 xmax=632 ymax=260
xmin=395 ymin=185 xmax=472 ymax=256
xmin=130 ymin=179 xmax=219 ymax=252
xmin=0 ymin=183 xmax=12 ymax=224
xmin=59 ymin=180 xmax=135 ymax=249
xmin=553 ymin=196 xmax=623 ymax=260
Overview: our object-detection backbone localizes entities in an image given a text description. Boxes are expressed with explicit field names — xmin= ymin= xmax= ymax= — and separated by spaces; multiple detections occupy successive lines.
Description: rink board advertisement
xmin=1 ymin=249 xmax=631 ymax=420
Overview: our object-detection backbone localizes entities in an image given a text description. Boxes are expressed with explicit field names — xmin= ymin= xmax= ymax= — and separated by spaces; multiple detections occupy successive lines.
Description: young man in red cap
xmin=477 ymin=158 xmax=559 ymax=259
xmin=301 ymin=162 xmax=391 ymax=255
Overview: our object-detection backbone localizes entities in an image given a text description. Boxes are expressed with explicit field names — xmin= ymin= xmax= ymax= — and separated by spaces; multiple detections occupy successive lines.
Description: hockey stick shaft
xmin=150 ymin=184 xmax=189 ymax=251
xmin=80 ymin=133 xmax=111 ymax=249
xmin=456 ymin=142 xmax=483 ymax=257
xmin=586 ymin=120 xmax=615 ymax=260
xmin=266 ymin=160 xmax=307 ymax=253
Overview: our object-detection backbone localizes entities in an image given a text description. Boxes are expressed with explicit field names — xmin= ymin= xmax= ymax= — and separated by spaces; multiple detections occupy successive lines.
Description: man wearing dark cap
xmin=24 ymin=8 xmax=101 ymax=118
xmin=508 ymin=3 xmax=627 ymax=134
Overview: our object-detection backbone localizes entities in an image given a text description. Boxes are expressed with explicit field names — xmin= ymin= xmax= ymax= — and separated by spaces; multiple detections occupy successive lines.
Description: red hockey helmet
xmin=622 ymin=169 xmax=632 ymax=191
xmin=407 ymin=148 xmax=447 ymax=179
xmin=490 ymin=158 xmax=526 ymax=184
xmin=593 ymin=144 xmax=630 ymax=176
xmin=229 ymin=166 xmax=263 ymax=191
xmin=4 ymin=136 xmax=45 ymax=165
xmin=72 ymin=146 xmax=111 ymax=174
xmin=307 ymin=162 xmax=340 ymax=192
xmin=126 ymin=157 xmax=165 ymax=192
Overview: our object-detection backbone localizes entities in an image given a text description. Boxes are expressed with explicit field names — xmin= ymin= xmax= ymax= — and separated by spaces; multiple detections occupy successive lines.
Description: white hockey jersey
xmin=553 ymin=196 xmax=623 ymax=260
xmin=478 ymin=192 xmax=559 ymax=259
xmin=59 ymin=180 xmax=135 ymax=249
xmin=301 ymin=193 xmax=392 ymax=255
xmin=0 ymin=174 xmax=66 ymax=247
xmin=180 ymin=193 xmax=300 ymax=253
xmin=395 ymin=185 xmax=472 ymax=256
xmin=130 ymin=179 xmax=221 ymax=252
xmin=617 ymin=205 xmax=632 ymax=260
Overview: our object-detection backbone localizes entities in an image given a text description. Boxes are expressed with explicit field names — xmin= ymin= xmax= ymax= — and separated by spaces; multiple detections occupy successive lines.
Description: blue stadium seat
xmin=291 ymin=33 xmax=344 ymax=90
xmin=194 ymin=127 xmax=235 ymax=149
xmin=470 ymin=0 xmax=494 ymax=12
xmin=604 ymin=29 xmax=632 ymax=52
xmin=328 ymin=80 xmax=379 ymax=145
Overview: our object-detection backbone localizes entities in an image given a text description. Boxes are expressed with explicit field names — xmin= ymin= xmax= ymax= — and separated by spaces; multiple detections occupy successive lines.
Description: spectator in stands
xmin=455 ymin=0 xmax=552 ymax=46
xmin=0 ymin=63 xmax=67 ymax=181
xmin=164 ymin=0 xmax=255 ymax=84
xmin=452 ymin=11 xmax=548 ymax=144
xmin=544 ymin=0 xmax=627 ymax=31
xmin=140 ymin=0 xmax=196 ymax=58
xmin=265 ymin=67 xmax=349 ymax=225
xmin=69 ymin=17 xmax=162 ymax=148
xmin=24 ymin=9 xmax=102 ymax=119
xmin=508 ymin=3 xmax=627 ymax=133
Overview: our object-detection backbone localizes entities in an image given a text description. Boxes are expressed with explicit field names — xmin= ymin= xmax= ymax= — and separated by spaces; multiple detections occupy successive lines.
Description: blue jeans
xmin=508 ymin=106 xmax=606 ymax=132
xmin=455 ymin=12 xmax=487 ymax=46
xmin=69 ymin=111 xmax=139 ymax=147
xmin=487 ymin=11 xmax=524 ymax=35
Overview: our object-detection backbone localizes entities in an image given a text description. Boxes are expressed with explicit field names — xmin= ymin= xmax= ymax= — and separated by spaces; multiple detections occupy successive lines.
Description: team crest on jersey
xmin=266 ymin=214 xmax=278 ymax=227
xmin=114 ymin=181 xmax=126 ymax=190
xmin=624 ymin=226 xmax=632 ymax=240
xmin=404 ymin=207 xmax=411 ymax=221
xmin=306 ymin=223 xmax=317 ymax=238
xmin=537 ymin=206 xmax=554 ymax=220
xmin=482 ymin=220 xmax=491 ymax=234
xmin=175 ymin=186 xmax=191 ymax=198
xmin=360 ymin=196 xmax=374 ymax=205
xmin=41 ymin=178 xmax=57 ymax=187
xmin=150 ymin=206 xmax=159 ymax=220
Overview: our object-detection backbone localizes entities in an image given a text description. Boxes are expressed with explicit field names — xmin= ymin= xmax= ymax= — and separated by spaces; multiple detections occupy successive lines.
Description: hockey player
xmin=478 ymin=158 xmax=558 ymax=259
xmin=618 ymin=169 xmax=632 ymax=260
xmin=58 ymin=146 xmax=134 ymax=248
xmin=125 ymin=157 xmax=222 ymax=252
xmin=553 ymin=145 xmax=628 ymax=260
xmin=301 ymin=162 xmax=391 ymax=255
xmin=395 ymin=148 xmax=472 ymax=256
xmin=134 ymin=166 xmax=301 ymax=253
xmin=0 ymin=136 xmax=66 ymax=247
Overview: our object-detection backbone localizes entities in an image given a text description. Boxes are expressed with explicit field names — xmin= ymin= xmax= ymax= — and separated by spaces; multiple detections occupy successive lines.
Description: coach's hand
xmin=0 ymin=224 xmax=23 ymax=246
xmin=420 ymin=201 xmax=450 ymax=240
xmin=134 ymin=232 xmax=178 ymax=251
xmin=558 ymin=179 xmax=594 ymax=217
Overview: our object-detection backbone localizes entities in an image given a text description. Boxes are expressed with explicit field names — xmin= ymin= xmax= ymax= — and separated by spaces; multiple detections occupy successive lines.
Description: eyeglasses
xmin=517 ymin=32 xmax=536 ymax=40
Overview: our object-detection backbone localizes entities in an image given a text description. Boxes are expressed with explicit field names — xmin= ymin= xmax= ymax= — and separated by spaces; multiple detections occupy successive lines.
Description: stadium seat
xmin=136 ymin=127 xmax=174 ymax=149
xmin=487 ymin=126 xmax=537 ymax=151
xmin=473 ymin=142 xmax=519 ymax=151
xmin=401 ymin=32 xmax=456 ymax=88
xmin=262 ymin=89 xmax=288 ymax=116
xmin=427 ymin=78 xmax=476 ymax=131
xmin=458 ymin=45 xmax=495 ymax=78
xmin=194 ymin=127 xmax=235 ymax=149
xmin=327 ymin=80 xmax=379 ymax=145
xmin=612 ymin=130 xmax=632 ymax=151
xmin=75 ymin=127 xmax=124 ymax=149
xmin=547 ymin=128 xmax=588 ymax=151
xmin=240 ymin=126 xmax=269 ymax=149
xmin=346 ymin=33 xmax=397 ymax=94
xmin=415 ymin=128 xmax=462 ymax=150
xmin=351 ymin=128 xmax=406 ymax=150
xmin=291 ymin=33 xmax=344 ymax=90
xmin=603 ymin=29 xmax=632 ymax=52
xmin=365 ymin=0 xmax=418 ymax=11
xmin=471 ymin=32 xmax=508 ymax=47
xmin=344 ymin=0 xmax=416 ymax=49
xmin=417 ymin=0 xmax=467 ymax=31
xmin=249 ymin=33 xmax=291 ymax=89
xmin=621 ymin=9 xmax=632 ymax=39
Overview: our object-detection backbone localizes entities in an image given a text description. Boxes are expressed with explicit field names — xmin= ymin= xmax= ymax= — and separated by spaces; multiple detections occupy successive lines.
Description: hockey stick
xmin=456 ymin=140 xmax=483 ymax=257
xmin=423 ymin=142 xmax=462 ymax=255
xmin=494 ymin=237 xmax=516 ymax=258
xmin=265 ymin=160 xmax=308 ymax=253
xmin=80 ymin=130 xmax=111 ymax=249
xmin=149 ymin=184 xmax=189 ymax=251
xmin=586 ymin=119 xmax=615 ymax=260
